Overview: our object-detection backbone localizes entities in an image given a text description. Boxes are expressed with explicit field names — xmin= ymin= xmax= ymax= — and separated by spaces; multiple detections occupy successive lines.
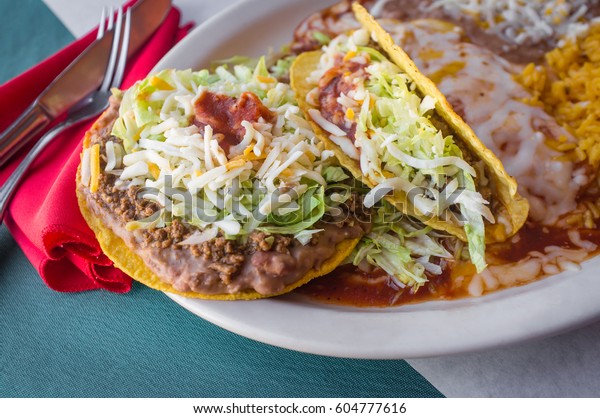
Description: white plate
xmin=153 ymin=0 xmax=600 ymax=359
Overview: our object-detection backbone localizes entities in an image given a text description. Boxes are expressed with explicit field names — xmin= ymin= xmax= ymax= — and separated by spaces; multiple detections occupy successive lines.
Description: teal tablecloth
xmin=0 ymin=0 xmax=443 ymax=398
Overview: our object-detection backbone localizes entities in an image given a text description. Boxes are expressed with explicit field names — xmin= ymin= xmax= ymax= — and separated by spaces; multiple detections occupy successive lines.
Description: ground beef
xmin=95 ymin=171 xmax=161 ymax=224
xmin=90 ymin=128 xmax=161 ymax=224
xmin=191 ymin=236 xmax=246 ymax=284
xmin=272 ymin=235 xmax=293 ymax=254
xmin=244 ymin=231 xmax=292 ymax=254
xmin=322 ymin=191 xmax=373 ymax=232
xmin=245 ymin=230 xmax=273 ymax=252
xmin=140 ymin=219 xmax=187 ymax=249
xmin=186 ymin=231 xmax=295 ymax=283
xmin=345 ymin=192 xmax=372 ymax=225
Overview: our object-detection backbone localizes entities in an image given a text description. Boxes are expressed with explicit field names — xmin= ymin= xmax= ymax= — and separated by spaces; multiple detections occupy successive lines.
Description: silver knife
xmin=0 ymin=0 xmax=172 ymax=167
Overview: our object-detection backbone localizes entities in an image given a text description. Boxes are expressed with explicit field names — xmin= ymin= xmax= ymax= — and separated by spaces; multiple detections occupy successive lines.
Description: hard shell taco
xmin=290 ymin=3 xmax=529 ymax=272
xmin=76 ymin=59 xmax=369 ymax=300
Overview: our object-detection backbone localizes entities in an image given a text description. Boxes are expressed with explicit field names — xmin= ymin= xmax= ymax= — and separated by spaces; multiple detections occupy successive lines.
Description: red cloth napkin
xmin=0 ymin=4 xmax=193 ymax=293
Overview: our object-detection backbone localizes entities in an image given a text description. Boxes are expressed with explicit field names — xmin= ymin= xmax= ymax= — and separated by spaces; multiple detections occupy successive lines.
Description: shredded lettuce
xmin=313 ymin=31 xmax=331 ymax=45
xmin=270 ymin=56 xmax=296 ymax=80
xmin=323 ymin=166 xmax=350 ymax=182
xmin=459 ymin=174 xmax=487 ymax=272
xmin=317 ymin=31 xmax=492 ymax=272
xmin=112 ymin=60 xmax=279 ymax=154
xmin=349 ymin=202 xmax=451 ymax=289
xmin=356 ymin=46 xmax=388 ymax=62
xmin=259 ymin=185 xmax=325 ymax=235
xmin=210 ymin=55 xmax=258 ymax=70
xmin=253 ymin=56 xmax=270 ymax=79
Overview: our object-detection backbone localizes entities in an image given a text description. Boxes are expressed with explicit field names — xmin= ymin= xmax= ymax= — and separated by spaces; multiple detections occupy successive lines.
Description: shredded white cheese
xmin=111 ymin=68 xmax=335 ymax=240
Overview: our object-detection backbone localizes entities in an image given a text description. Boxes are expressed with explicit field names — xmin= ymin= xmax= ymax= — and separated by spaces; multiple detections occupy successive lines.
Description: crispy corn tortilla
xmin=290 ymin=3 xmax=529 ymax=243
xmin=76 ymin=107 xmax=361 ymax=300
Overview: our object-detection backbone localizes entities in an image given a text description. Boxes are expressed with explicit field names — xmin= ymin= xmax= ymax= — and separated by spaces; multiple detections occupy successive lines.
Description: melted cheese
xmin=467 ymin=243 xmax=591 ymax=296
xmin=384 ymin=19 xmax=584 ymax=224
xmin=427 ymin=0 xmax=593 ymax=45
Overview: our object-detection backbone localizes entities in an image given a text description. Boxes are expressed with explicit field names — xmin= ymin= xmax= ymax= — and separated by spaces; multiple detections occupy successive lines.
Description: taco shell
xmin=291 ymin=3 xmax=529 ymax=243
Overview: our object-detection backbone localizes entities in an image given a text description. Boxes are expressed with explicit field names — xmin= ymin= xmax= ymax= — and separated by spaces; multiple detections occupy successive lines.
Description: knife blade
xmin=0 ymin=0 xmax=172 ymax=167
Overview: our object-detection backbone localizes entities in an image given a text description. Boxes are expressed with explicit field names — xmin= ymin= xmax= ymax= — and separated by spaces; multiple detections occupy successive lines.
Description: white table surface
xmin=42 ymin=0 xmax=600 ymax=397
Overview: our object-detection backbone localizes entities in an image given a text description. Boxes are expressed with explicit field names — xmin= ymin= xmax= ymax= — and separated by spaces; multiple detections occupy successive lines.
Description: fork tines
xmin=100 ymin=7 xmax=131 ymax=92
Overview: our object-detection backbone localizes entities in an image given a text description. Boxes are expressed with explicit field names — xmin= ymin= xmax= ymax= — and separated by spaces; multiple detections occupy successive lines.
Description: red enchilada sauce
xmin=297 ymin=222 xmax=600 ymax=307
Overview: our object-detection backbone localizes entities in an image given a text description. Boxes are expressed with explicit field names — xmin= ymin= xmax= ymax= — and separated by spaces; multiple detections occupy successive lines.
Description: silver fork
xmin=0 ymin=7 xmax=131 ymax=225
